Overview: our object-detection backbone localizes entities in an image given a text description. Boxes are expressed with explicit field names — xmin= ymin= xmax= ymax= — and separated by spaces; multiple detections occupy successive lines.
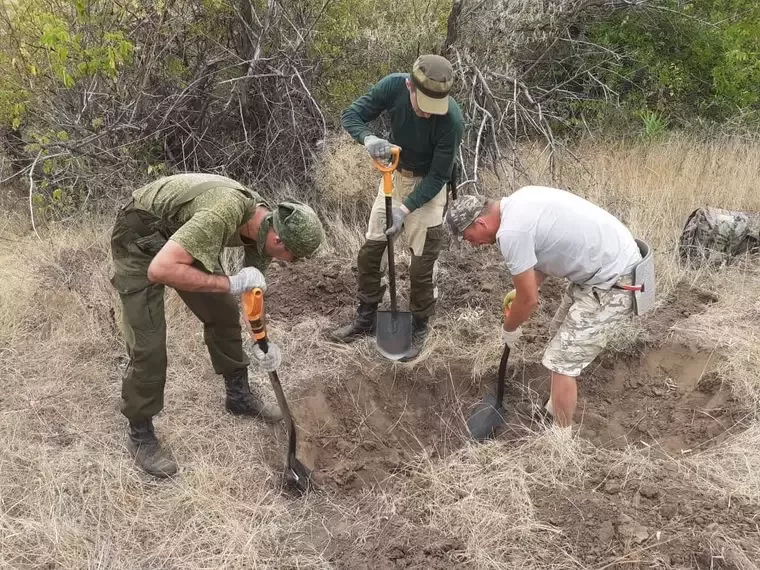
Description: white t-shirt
xmin=497 ymin=186 xmax=642 ymax=289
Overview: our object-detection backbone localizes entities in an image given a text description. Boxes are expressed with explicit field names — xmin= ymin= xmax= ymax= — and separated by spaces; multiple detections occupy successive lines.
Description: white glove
xmin=501 ymin=325 xmax=522 ymax=346
xmin=251 ymin=342 xmax=282 ymax=373
xmin=364 ymin=135 xmax=392 ymax=162
xmin=228 ymin=267 xmax=266 ymax=295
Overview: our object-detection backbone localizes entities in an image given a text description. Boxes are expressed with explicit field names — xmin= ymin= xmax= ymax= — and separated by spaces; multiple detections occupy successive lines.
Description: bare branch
xmin=28 ymin=150 xmax=42 ymax=241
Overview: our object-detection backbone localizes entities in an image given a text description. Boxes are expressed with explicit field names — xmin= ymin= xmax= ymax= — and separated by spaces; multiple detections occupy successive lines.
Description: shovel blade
xmin=285 ymin=455 xmax=314 ymax=493
xmin=375 ymin=309 xmax=414 ymax=361
xmin=467 ymin=393 xmax=505 ymax=442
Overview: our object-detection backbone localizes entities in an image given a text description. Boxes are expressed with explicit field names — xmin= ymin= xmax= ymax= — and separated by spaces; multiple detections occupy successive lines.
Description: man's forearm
xmin=504 ymin=296 xmax=538 ymax=331
xmin=341 ymin=107 xmax=372 ymax=143
xmin=148 ymin=262 xmax=230 ymax=293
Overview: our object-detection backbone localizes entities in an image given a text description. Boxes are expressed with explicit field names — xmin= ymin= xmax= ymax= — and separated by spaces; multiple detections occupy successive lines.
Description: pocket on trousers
xmin=133 ymin=231 xmax=167 ymax=256
xmin=115 ymin=285 xmax=159 ymax=331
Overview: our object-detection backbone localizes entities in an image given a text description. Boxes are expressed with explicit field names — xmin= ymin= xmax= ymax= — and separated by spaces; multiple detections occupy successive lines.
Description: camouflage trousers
xmin=110 ymin=205 xmax=248 ymax=422
xmin=542 ymin=277 xmax=634 ymax=377
xmin=356 ymin=225 xmax=445 ymax=318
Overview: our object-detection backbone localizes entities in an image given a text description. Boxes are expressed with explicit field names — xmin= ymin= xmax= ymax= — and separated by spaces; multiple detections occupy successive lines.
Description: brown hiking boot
xmin=127 ymin=419 xmax=178 ymax=478
xmin=224 ymin=368 xmax=282 ymax=423
xmin=327 ymin=301 xmax=378 ymax=343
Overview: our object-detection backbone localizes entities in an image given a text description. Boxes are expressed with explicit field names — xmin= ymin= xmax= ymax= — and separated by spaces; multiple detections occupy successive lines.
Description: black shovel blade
xmin=375 ymin=309 xmax=414 ymax=361
xmin=285 ymin=455 xmax=314 ymax=493
xmin=467 ymin=393 xmax=505 ymax=442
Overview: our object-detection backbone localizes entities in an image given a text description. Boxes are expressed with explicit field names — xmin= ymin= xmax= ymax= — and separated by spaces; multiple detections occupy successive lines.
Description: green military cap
xmin=444 ymin=194 xmax=487 ymax=237
xmin=410 ymin=54 xmax=454 ymax=116
xmin=273 ymin=200 xmax=325 ymax=258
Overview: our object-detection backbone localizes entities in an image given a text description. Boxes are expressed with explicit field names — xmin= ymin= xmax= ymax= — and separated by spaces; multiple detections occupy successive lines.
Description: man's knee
xmin=357 ymin=240 xmax=387 ymax=303
xmin=357 ymin=239 xmax=386 ymax=271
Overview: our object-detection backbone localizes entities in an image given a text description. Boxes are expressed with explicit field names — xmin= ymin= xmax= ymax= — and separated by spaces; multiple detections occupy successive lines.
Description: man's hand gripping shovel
xmin=242 ymin=288 xmax=314 ymax=493
xmin=372 ymin=147 xmax=414 ymax=361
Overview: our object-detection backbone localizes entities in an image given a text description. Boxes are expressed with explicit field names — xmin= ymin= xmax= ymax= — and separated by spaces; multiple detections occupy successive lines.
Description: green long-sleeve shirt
xmin=341 ymin=73 xmax=464 ymax=211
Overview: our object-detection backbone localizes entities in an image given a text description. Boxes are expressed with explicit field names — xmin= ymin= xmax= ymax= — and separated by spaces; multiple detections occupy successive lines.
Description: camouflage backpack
xmin=678 ymin=207 xmax=760 ymax=267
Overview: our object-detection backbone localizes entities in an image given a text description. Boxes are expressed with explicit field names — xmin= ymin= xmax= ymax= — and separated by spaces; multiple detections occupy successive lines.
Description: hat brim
xmin=416 ymin=91 xmax=449 ymax=115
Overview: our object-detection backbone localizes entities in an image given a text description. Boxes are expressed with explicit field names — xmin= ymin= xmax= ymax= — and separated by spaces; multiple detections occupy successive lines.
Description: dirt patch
xmin=266 ymin=254 xmax=750 ymax=567
xmin=580 ymin=342 xmax=744 ymax=453
xmin=489 ymin=339 xmax=746 ymax=455
xmin=327 ymin=516 xmax=467 ymax=570
xmin=533 ymin=475 xmax=760 ymax=569
xmin=285 ymin=338 xmax=746 ymax=496
xmin=641 ymin=284 xmax=719 ymax=339
xmin=268 ymin=269 xmax=742 ymax=491
xmin=292 ymin=360 xmax=479 ymax=491
xmin=266 ymin=245 xmax=513 ymax=323
xmin=266 ymin=257 xmax=357 ymax=321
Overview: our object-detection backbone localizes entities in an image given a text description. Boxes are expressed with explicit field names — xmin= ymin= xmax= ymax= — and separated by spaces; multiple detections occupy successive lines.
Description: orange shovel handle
xmin=242 ymin=288 xmax=267 ymax=345
xmin=372 ymin=147 xmax=401 ymax=197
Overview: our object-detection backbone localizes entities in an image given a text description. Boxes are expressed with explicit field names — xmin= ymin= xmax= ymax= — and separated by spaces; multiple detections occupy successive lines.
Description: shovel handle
xmin=496 ymin=344 xmax=510 ymax=404
xmin=372 ymin=147 xmax=400 ymax=197
xmin=242 ymin=288 xmax=268 ymax=351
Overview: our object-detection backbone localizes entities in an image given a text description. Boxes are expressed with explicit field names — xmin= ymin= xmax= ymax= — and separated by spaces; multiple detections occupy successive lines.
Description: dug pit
xmin=265 ymin=256 xmax=746 ymax=493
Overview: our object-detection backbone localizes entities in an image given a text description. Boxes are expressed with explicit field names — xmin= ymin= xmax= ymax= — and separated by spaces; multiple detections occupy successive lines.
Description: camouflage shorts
xmin=542 ymin=279 xmax=634 ymax=377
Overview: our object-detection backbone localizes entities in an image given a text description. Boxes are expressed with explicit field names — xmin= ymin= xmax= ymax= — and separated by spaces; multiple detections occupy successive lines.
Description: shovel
xmin=373 ymin=147 xmax=414 ymax=361
xmin=467 ymin=344 xmax=511 ymax=442
xmin=242 ymin=288 xmax=314 ymax=493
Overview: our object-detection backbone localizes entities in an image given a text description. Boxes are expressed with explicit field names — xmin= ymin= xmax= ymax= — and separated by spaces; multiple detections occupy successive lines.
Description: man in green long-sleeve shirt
xmin=329 ymin=54 xmax=464 ymax=360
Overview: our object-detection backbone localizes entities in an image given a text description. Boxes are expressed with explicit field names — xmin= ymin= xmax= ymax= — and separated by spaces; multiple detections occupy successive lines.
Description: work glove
xmin=503 ymin=289 xmax=517 ymax=312
xmin=228 ymin=267 xmax=267 ymax=295
xmin=384 ymin=205 xmax=410 ymax=237
xmin=251 ymin=341 xmax=282 ymax=373
xmin=501 ymin=325 xmax=522 ymax=347
xmin=364 ymin=135 xmax=392 ymax=163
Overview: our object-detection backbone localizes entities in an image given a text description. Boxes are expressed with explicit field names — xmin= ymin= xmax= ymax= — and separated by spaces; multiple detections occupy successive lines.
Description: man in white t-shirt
xmin=445 ymin=187 xmax=643 ymax=427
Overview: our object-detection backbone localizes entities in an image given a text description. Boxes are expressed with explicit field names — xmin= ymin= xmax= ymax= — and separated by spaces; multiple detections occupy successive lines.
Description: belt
xmin=613 ymin=283 xmax=644 ymax=292
xmin=398 ymin=167 xmax=425 ymax=178
xmin=612 ymin=273 xmax=643 ymax=292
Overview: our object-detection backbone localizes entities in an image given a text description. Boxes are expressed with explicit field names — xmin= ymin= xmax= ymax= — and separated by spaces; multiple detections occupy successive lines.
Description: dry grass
xmin=2 ymin=134 xmax=760 ymax=568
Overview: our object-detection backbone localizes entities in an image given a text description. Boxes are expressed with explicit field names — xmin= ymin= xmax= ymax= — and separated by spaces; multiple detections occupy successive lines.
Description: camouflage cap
xmin=444 ymin=194 xmax=487 ymax=237
xmin=272 ymin=200 xmax=325 ymax=258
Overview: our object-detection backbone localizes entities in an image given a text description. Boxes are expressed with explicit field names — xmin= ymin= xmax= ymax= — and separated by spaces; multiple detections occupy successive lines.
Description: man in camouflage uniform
xmin=110 ymin=173 xmax=325 ymax=477
xmin=328 ymin=54 xmax=464 ymax=360
xmin=446 ymin=187 xmax=644 ymax=427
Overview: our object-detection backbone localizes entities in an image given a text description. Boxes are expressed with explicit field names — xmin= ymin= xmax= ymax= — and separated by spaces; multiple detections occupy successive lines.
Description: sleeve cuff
xmin=402 ymin=197 xmax=417 ymax=212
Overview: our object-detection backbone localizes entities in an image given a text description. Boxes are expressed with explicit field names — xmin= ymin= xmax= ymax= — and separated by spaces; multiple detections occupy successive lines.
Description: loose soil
xmin=265 ymin=251 xmax=753 ymax=568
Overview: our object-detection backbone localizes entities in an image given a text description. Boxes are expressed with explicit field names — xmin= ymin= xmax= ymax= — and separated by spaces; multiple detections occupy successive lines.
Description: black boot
xmin=399 ymin=315 xmax=430 ymax=362
xmin=327 ymin=301 xmax=378 ymax=343
xmin=127 ymin=419 xmax=178 ymax=478
xmin=224 ymin=368 xmax=282 ymax=423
